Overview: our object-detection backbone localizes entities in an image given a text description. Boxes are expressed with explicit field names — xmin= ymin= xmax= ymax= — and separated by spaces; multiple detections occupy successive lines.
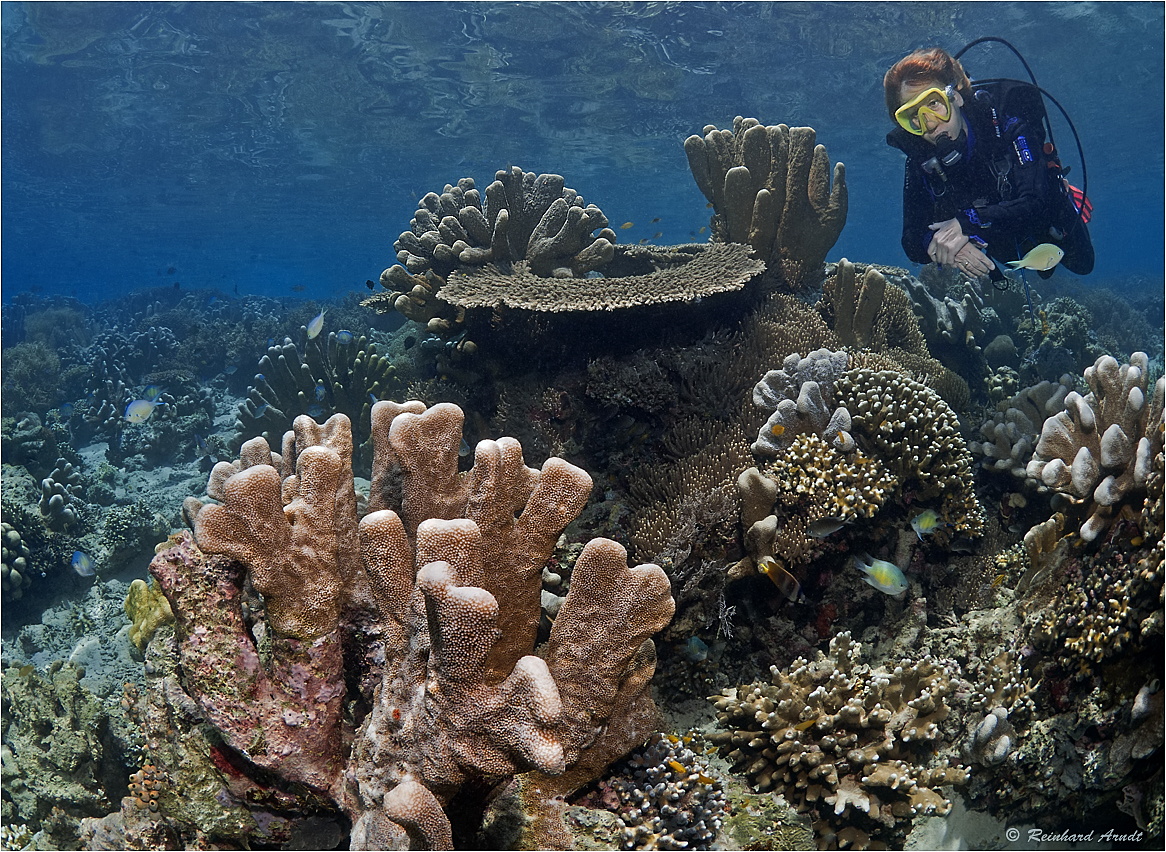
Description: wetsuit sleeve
xmin=900 ymin=162 xmax=935 ymax=264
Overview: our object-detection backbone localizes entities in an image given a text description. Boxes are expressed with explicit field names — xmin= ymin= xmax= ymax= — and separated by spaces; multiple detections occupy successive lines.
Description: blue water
xmin=3 ymin=1 xmax=1163 ymax=303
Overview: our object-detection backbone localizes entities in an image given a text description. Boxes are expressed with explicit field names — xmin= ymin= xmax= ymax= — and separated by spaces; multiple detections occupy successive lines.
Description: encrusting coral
xmin=1025 ymin=352 xmax=1165 ymax=541
xmin=684 ymin=117 xmax=847 ymax=290
xmin=154 ymin=401 xmax=675 ymax=848
xmin=708 ymin=632 xmax=968 ymax=848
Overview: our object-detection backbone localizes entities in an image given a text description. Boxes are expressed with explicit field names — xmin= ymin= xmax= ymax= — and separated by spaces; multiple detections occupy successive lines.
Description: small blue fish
xmin=676 ymin=635 xmax=709 ymax=663
xmin=256 ymin=373 xmax=265 ymax=383
xmin=194 ymin=433 xmax=208 ymax=454
xmin=315 ymin=385 xmax=327 ymax=402
xmin=143 ymin=384 xmax=165 ymax=402
xmin=910 ymin=509 xmax=949 ymax=541
xmin=336 ymin=330 xmax=355 ymax=345
xmin=72 ymin=550 xmax=95 ymax=577
xmin=59 ymin=402 xmax=74 ymax=420
xmin=253 ymin=403 xmax=268 ymax=418
xmin=307 ymin=309 xmax=327 ymax=340
xmin=369 ymin=393 xmax=378 ymax=404
xmin=266 ymin=337 xmax=276 ymax=348
xmin=852 ymin=554 xmax=908 ymax=596
xmin=124 ymin=399 xmax=162 ymax=424
xmin=307 ymin=404 xmax=325 ymax=419
xmin=223 ymin=365 xmax=238 ymax=376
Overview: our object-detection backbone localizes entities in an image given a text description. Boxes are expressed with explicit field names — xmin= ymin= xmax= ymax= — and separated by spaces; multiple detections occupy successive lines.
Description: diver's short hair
xmin=884 ymin=47 xmax=973 ymax=120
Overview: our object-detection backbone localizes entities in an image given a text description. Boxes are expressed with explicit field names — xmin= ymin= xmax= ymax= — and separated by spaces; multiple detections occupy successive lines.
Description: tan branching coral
xmin=684 ymin=117 xmax=847 ymax=290
xmin=232 ymin=329 xmax=400 ymax=455
xmin=708 ymin=632 xmax=968 ymax=846
xmin=368 ymin=169 xmax=618 ymax=332
xmin=1026 ymin=352 xmax=1166 ymax=541
xmin=161 ymin=402 xmax=675 ymax=848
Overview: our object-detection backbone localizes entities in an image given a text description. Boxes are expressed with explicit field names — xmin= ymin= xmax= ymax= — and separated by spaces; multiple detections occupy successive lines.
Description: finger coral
xmin=685 ymin=117 xmax=847 ymax=290
xmin=155 ymin=401 xmax=674 ymax=848
xmin=1026 ymin=352 xmax=1165 ymax=541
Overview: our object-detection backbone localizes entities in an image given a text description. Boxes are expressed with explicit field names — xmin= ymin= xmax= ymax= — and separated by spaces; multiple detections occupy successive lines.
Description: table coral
xmin=153 ymin=401 xmax=675 ymax=848
xmin=1026 ymin=352 xmax=1165 ymax=541
xmin=684 ymin=117 xmax=847 ymax=290
xmin=708 ymin=632 xmax=968 ymax=847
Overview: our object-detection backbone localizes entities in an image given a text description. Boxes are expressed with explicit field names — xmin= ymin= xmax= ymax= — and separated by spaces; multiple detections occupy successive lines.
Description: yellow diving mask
xmin=894 ymin=85 xmax=956 ymax=135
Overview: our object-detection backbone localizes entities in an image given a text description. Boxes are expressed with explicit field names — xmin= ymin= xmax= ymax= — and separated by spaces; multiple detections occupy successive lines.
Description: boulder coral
xmin=155 ymin=401 xmax=675 ymax=848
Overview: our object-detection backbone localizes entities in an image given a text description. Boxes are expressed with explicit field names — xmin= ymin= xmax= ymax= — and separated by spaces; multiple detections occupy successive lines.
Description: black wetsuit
xmin=886 ymin=83 xmax=1094 ymax=277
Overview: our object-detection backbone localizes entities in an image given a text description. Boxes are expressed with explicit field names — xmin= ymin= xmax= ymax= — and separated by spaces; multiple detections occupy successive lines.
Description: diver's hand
xmin=927 ymin=219 xmax=969 ymax=267
xmin=953 ymin=242 xmax=993 ymax=277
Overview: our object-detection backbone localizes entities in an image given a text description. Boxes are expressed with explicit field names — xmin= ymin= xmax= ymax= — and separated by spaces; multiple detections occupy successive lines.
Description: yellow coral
xmin=123 ymin=578 xmax=174 ymax=652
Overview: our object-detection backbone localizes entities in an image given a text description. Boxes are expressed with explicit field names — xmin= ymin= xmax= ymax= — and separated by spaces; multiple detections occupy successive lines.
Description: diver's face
xmin=899 ymin=80 xmax=966 ymax=146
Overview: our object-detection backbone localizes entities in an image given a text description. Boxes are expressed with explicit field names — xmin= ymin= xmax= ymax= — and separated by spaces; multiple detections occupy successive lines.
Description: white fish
xmin=307 ymin=309 xmax=327 ymax=339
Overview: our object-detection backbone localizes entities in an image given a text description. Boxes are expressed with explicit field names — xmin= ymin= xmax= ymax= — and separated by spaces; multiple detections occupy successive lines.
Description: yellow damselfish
xmin=1007 ymin=243 xmax=1064 ymax=271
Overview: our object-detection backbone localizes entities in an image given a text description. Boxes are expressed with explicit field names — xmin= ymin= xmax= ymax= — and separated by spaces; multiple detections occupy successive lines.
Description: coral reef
xmin=372 ymin=168 xmax=618 ymax=331
xmin=684 ymin=117 xmax=847 ymax=290
xmin=440 ymin=242 xmax=764 ymax=312
xmin=1025 ymin=352 xmax=1165 ymax=541
xmin=708 ymin=632 xmax=968 ymax=847
xmin=123 ymin=578 xmax=174 ymax=653
xmin=750 ymin=349 xmax=854 ymax=457
xmin=153 ymin=402 xmax=674 ymax=847
xmin=37 ymin=458 xmax=85 ymax=531
xmin=836 ymin=368 xmax=985 ymax=536
xmin=0 ymin=662 xmax=125 ymax=847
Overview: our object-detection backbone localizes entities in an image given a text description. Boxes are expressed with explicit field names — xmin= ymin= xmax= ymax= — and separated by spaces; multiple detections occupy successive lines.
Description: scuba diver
xmin=884 ymin=45 xmax=1094 ymax=281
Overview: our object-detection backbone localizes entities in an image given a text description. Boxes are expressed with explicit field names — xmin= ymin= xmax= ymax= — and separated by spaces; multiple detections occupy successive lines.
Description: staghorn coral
xmin=1025 ymin=352 xmax=1166 ymax=541
xmin=684 ymin=117 xmax=847 ymax=290
xmin=159 ymin=401 xmax=674 ymax=848
xmin=231 ymin=327 xmax=401 ymax=463
xmin=708 ymin=632 xmax=968 ymax=848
